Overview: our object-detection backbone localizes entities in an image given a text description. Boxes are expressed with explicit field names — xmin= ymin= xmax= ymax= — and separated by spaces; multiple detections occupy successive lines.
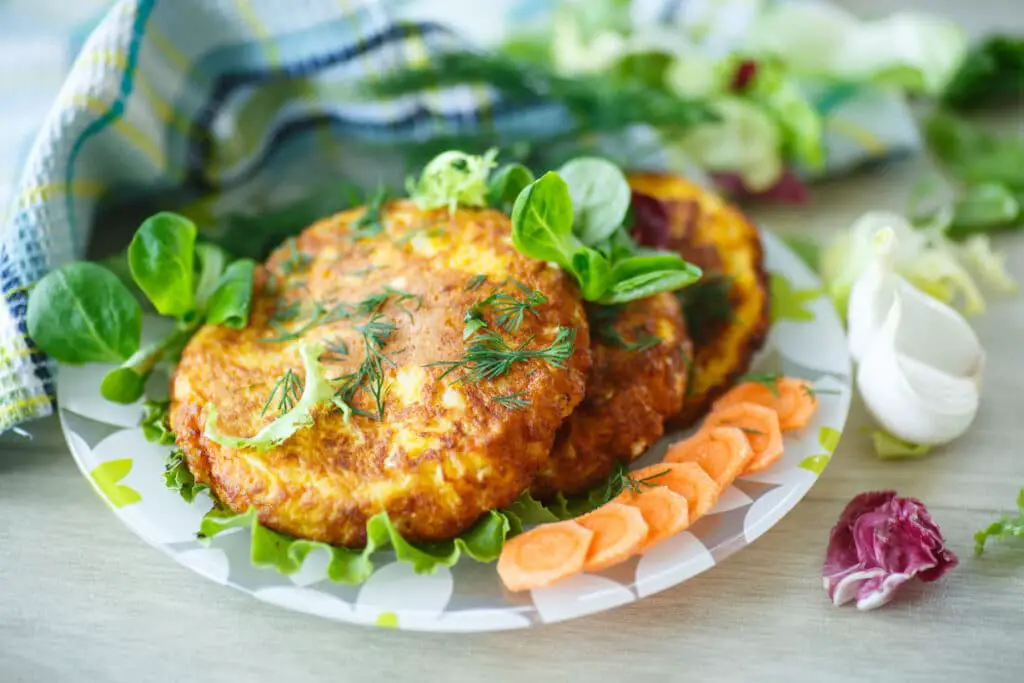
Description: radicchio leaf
xmin=823 ymin=490 xmax=958 ymax=610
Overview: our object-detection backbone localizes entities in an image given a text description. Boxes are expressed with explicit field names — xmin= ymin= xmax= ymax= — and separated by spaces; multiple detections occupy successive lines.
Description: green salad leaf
xmin=975 ymin=489 xmax=1024 ymax=556
xmin=943 ymin=36 xmax=1024 ymax=110
xmin=198 ymin=505 xmax=510 ymax=584
xmin=925 ymin=111 xmax=1024 ymax=190
xmin=141 ymin=399 xmax=175 ymax=445
xmin=164 ymin=449 xmax=208 ymax=503
xmin=947 ymin=183 xmax=1021 ymax=240
xmin=26 ymin=262 xmax=142 ymax=364
xmin=128 ymin=212 xmax=198 ymax=319
xmin=487 ymin=163 xmax=535 ymax=212
xmin=206 ymin=339 xmax=350 ymax=451
xmin=408 ymin=149 xmax=498 ymax=214
xmin=204 ymin=259 xmax=256 ymax=329
xmin=511 ymin=170 xmax=700 ymax=303
xmin=193 ymin=243 xmax=228 ymax=310
xmin=557 ymin=156 xmax=631 ymax=246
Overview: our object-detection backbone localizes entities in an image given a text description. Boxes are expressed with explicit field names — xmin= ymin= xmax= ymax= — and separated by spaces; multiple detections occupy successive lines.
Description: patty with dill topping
xmin=169 ymin=201 xmax=591 ymax=547
xmin=530 ymin=293 xmax=691 ymax=499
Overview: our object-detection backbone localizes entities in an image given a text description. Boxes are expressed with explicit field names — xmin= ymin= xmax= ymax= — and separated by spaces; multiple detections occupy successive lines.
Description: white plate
xmin=59 ymin=230 xmax=851 ymax=632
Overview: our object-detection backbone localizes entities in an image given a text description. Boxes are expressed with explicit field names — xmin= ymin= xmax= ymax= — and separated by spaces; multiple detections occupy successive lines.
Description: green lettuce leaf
xmin=164 ymin=449 xmax=208 ymax=503
xmin=407 ymin=149 xmax=498 ymax=214
xmin=197 ymin=505 xmax=511 ymax=584
xmin=205 ymin=339 xmax=349 ymax=450
xmin=975 ymin=489 xmax=1024 ymax=556
xmin=141 ymin=399 xmax=176 ymax=445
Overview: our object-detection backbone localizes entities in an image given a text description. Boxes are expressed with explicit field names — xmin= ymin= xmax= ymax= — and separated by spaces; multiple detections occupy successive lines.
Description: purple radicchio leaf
xmin=711 ymin=168 xmax=810 ymax=205
xmin=629 ymin=191 xmax=672 ymax=249
xmin=823 ymin=490 xmax=958 ymax=611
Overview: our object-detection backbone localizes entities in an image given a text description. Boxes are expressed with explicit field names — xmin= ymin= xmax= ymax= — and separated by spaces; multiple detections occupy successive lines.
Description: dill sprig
xmin=279 ymin=237 xmax=311 ymax=275
xmin=738 ymin=371 xmax=782 ymax=396
xmin=322 ymin=336 xmax=349 ymax=362
xmin=356 ymin=286 xmax=422 ymax=321
xmin=492 ymin=391 xmax=530 ymax=410
xmin=677 ymin=275 xmax=735 ymax=347
xmin=588 ymin=304 xmax=661 ymax=352
xmin=349 ymin=185 xmax=389 ymax=240
xmin=361 ymin=52 xmax=717 ymax=136
xmin=427 ymin=326 xmax=575 ymax=386
xmin=262 ymin=368 xmax=303 ymax=416
xmin=622 ymin=468 xmax=671 ymax=496
xmin=262 ymin=299 xmax=353 ymax=343
xmin=335 ymin=315 xmax=397 ymax=421
xmin=395 ymin=225 xmax=446 ymax=246
xmin=465 ymin=274 xmax=488 ymax=291
xmin=465 ymin=283 xmax=546 ymax=335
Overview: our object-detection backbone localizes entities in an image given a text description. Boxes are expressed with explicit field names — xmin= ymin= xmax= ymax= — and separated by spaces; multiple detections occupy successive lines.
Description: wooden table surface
xmin=2 ymin=1 xmax=1023 ymax=681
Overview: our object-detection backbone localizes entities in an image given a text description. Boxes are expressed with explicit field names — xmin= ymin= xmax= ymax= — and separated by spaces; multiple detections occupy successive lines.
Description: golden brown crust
xmin=626 ymin=173 xmax=770 ymax=429
xmin=530 ymin=293 xmax=691 ymax=499
xmin=170 ymin=201 xmax=591 ymax=547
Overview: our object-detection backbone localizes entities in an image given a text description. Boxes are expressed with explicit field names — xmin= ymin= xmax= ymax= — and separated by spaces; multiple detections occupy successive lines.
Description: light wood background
xmin=2 ymin=1 xmax=1022 ymax=681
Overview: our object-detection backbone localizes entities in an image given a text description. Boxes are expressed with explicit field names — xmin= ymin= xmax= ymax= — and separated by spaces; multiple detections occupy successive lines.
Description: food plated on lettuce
xmin=29 ymin=150 xmax=827 ymax=591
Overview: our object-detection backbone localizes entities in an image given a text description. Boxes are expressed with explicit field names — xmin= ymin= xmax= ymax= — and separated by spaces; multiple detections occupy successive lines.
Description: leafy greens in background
xmin=26 ymin=212 xmax=255 ymax=404
xmin=975 ymin=489 xmax=1024 ymax=556
xmin=942 ymin=36 xmax=1024 ymax=111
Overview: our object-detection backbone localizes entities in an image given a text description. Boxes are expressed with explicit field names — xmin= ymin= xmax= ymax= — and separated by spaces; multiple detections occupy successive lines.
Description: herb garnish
xmin=280 ymin=237 xmax=311 ymax=275
xmin=587 ymin=461 xmax=668 ymax=507
xmin=738 ymin=371 xmax=782 ymax=396
xmin=465 ymin=274 xmax=488 ymax=291
xmin=334 ymin=315 xmax=398 ymax=421
xmin=322 ymin=336 xmax=349 ymax=361
xmin=677 ymin=275 xmax=735 ymax=346
xmin=588 ymin=304 xmax=661 ymax=352
xmin=349 ymin=185 xmax=389 ymax=240
xmin=262 ymin=299 xmax=353 ymax=343
xmin=492 ymin=392 xmax=531 ymax=410
xmin=428 ymin=326 xmax=576 ymax=386
xmin=262 ymin=369 xmax=303 ymax=416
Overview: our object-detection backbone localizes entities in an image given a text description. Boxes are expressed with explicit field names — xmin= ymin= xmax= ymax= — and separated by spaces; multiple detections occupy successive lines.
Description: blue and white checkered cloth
xmin=0 ymin=0 xmax=923 ymax=434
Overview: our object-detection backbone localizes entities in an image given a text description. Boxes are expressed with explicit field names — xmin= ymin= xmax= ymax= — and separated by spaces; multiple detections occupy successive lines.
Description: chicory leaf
xmin=487 ymin=163 xmax=535 ymax=212
xmin=975 ymin=488 xmax=1024 ymax=556
xmin=205 ymin=259 xmax=256 ymax=329
xmin=557 ymin=156 xmax=632 ymax=246
xmin=26 ymin=262 xmax=142 ymax=364
xmin=205 ymin=339 xmax=347 ymax=450
xmin=128 ymin=212 xmax=197 ymax=318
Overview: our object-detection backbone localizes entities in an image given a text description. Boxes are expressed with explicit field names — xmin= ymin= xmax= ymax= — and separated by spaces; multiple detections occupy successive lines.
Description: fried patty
xmin=170 ymin=202 xmax=591 ymax=547
xmin=626 ymin=173 xmax=770 ymax=429
xmin=530 ymin=293 xmax=691 ymax=499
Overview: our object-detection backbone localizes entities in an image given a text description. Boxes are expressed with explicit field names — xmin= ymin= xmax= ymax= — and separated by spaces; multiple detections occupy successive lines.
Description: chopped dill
xmin=738 ymin=371 xmax=781 ymax=396
xmin=356 ymin=286 xmax=422 ymax=322
xmin=272 ymin=299 xmax=302 ymax=323
xmin=622 ymin=468 xmax=671 ymax=496
xmin=334 ymin=315 xmax=398 ymax=421
xmin=349 ymin=185 xmax=390 ymax=240
xmin=322 ymin=336 xmax=349 ymax=362
xmin=465 ymin=285 xmax=547 ymax=334
xmin=348 ymin=265 xmax=380 ymax=277
xmin=279 ymin=237 xmax=311 ymax=276
xmin=395 ymin=225 xmax=446 ymax=246
xmin=465 ymin=274 xmax=488 ymax=291
xmin=262 ymin=368 xmax=303 ymax=416
xmin=427 ymin=326 xmax=576 ymax=386
xmin=492 ymin=391 xmax=530 ymax=410
xmin=803 ymin=384 xmax=840 ymax=398
xmin=261 ymin=299 xmax=353 ymax=343
xmin=676 ymin=275 xmax=734 ymax=347
xmin=588 ymin=304 xmax=661 ymax=352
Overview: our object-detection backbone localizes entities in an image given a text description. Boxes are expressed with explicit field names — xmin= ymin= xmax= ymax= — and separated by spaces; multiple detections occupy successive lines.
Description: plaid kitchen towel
xmin=0 ymin=0 xmax=924 ymax=434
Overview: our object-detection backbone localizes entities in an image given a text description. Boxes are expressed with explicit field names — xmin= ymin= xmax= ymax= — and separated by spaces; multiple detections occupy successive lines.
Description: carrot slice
xmin=703 ymin=402 xmax=784 ymax=474
xmin=616 ymin=487 xmax=690 ymax=552
xmin=713 ymin=377 xmax=818 ymax=431
xmin=497 ymin=520 xmax=594 ymax=592
xmin=663 ymin=426 xmax=754 ymax=489
xmin=628 ymin=462 xmax=720 ymax=521
xmin=575 ymin=502 xmax=649 ymax=572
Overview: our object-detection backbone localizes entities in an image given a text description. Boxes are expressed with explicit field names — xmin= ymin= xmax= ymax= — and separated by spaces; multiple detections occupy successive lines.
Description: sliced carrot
xmin=628 ymin=462 xmax=720 ymax=521
xmin=663 ymin=426 xmax=754 ymax=489
xmin=497 ymin=520 xmax=594 ymax=592
xmin=575 ymin=502 xmax=649 ymax=572
xmin=703 ymin=402 xmax=784 ymax=474
xmin=616 ymin=487 xmax=690 ymax=552
xmin=713 ymin=377 xmax=818 ymax=431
